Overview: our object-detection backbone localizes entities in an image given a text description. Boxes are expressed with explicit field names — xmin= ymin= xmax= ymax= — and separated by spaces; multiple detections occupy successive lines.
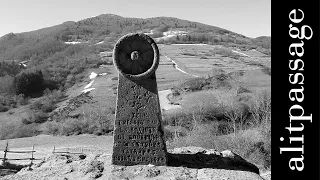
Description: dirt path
xmin=158 ymin=90 xmax=181 ymax=111
xmin=164 ymin=55 xmax=199 ymax=77
xmin=0 ymin=134 xmax=113 ymax=165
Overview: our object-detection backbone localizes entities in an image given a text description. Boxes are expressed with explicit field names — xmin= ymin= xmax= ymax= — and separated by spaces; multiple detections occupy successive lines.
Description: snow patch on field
xmin=145 ymin=29 xmax=189 ymax=42
xmin=163 ymin=30 xmax=188 ymax=37
xmin=144 ymin=30 xmax=156 ymax=36
xmin=82 ymin=88 xmax=95 ymax=93
xmin=81 ymin=71 xmax=109 ymax=93
xmin=64 ymin=41 xmax=82 ymax=44
xmin=84 ymin=80 xmax=94 ymax=89
xmin=164 ymin=56 xmax=199 ymax=77
xmin=89 ymin=72 xmax=98 ymax=79
xmin=19 ymin=60 xmax=28 ymax=67
xmin=94 ymin=41 xmax=104 ymax=45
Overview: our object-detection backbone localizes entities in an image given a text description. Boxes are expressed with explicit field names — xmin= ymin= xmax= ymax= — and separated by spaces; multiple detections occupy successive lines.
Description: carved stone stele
xmin=112 ymin=33 xmax=168 ymax=166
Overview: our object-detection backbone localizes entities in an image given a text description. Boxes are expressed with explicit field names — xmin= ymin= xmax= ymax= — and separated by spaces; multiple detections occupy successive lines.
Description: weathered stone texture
xmin=112 ymin=33 xmax=167 ymax=166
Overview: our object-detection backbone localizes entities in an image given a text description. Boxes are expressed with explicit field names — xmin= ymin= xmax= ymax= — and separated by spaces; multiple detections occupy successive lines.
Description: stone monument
xmin=112 ymin=33 xmax=168 ymax=166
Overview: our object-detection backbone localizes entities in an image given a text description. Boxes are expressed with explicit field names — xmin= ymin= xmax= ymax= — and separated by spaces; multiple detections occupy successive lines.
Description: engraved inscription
xmin=115 ymin=134 xmax=162 ymax=141
xmin=116 ymin=119 xmax=158 ymax=126
xmin=115 ymin=155 xmax=166 ymax=164
xmin=117 ymin=119 xmax=144 ymax=126
xmin=119 ymin=148 xmax=160 ymax=156
xmin=129 ymin=111 xmax=150 ymax=119
xmin=114 ymin=141 xmax=163 ymax=148
xmin=116 ymin=127 xmax=158 ymax=134
xmin=128 ymin=134 xmax=161 ymax=140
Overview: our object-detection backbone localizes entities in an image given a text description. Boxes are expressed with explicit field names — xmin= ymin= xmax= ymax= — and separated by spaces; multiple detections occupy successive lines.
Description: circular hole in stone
xmin=131 ymin=51 xmax=139 ymax=61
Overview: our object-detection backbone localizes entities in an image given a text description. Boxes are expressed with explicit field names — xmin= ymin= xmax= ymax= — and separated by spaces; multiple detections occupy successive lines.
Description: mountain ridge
xmin=1 ymin=13 xmax=270 ymax=39
xmin=0 ymin=13 xmax=270 ymax=62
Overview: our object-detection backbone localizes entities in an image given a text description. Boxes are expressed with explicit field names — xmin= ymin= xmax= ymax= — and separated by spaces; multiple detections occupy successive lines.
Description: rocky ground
xmin=0 ymin=147 xmax=270 ymax=180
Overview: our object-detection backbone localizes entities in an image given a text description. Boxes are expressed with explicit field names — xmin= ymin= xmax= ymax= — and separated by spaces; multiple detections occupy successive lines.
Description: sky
xmin=0 ymin=0 xmax=270 ymax=38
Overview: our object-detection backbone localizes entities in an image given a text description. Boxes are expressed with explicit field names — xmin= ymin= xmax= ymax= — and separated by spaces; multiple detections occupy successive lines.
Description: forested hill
xmin=0 ymin=14 xmax=270 ymax=63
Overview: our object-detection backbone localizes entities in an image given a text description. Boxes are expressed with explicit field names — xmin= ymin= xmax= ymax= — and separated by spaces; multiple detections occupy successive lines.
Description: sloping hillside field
xmin=0 ymin=14 xmax=271 ymax=178
xmin=157 ymin=44 xmax=270 ymax=90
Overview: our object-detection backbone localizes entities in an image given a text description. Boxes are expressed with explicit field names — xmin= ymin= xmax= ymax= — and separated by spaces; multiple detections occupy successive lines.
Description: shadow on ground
xmin=0 ymin=163 xmax=28 ymax=177
xmin=167 ymin=152 xmax=259 ymax=174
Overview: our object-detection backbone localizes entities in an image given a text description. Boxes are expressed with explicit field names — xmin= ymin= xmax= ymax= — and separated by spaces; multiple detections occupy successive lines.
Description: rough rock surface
xmin=1 ymin=147 xmax=266 ymax=180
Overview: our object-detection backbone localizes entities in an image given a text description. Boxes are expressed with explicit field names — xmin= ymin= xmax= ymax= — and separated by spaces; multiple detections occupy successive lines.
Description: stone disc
xmin=113 ymin=33 xmax=160 ymax=80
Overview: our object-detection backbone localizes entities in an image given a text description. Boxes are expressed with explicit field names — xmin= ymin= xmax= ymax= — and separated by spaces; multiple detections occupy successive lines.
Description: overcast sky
xmin=0 ymin=0 xmax=270 ymax=38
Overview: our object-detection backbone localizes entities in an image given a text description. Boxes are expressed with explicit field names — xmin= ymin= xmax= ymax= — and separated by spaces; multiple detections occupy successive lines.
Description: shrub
xmin=70 ymin=66 xmax=84 ymax=75
xmin=207 ymin=73 xmax=232 ymax=90
xmin=216 ymin=121 xmax=233 ymax=135
xmin=14 ymin=70 xmax=45 ymax=96
xmin=237 ymin=86 xmax=251 ymax=94
xmin=22 ymin=111 xmax=48 ymax=124
xmin=41 ymin=100 xmax=55 ymax=113
xmin=0 ymin=95 xmax=16 ymax=107
xmin=96 ymin=59 xmax=111 ymax=67
xmin=32 ymin=112 xmax=48 ymax=123
xmin=0 ymin=75 xmax=15 ymax=94
xmin=63 ymin=44 xmax=86 ymax=56
xmin=249 ymin=90 xmax=271 ymax=126
xmin=42 ymin=121 xmax=62 ymax=135
xmin=74 ymin=73 xmax=85 ymax=82
xmin=153 ymin=25 xmax=170 ymax=32
xmin=29 ymin=89 xmax=63 ymax=113
xmin=171 ymin=88 xmax=180 ymax=96
xmin=21 ymin=117 xmax=32 ymax=125
xmin=0 ymin=123 xmax=16 ymax=140
xmin=50 ymin=89 xmax=65 ymax=101
xmin=0 ymin=61 xmax=23 ymax=77
xmin=43 ymin=78 xmax=60 ymax=90
xmin=167 ymin=124 xmax=270 ymax=170
xmin=0 ymin=104 xmax=9 ymax=112
xmin=42 ymin=104 xmax=114 ymax=136
xmin=179 ymin=77 xmax=208 ymax=92
xmin=7 ymin=124 xmax=39 ymax=139
xmin=163 ymin=125 xmax=189 ymax=141
xmin=0 ymin=123 xmax=39 ymax=140
xmin=60 ymin=118 xmax=89 ymax=136
xmin=14 ymin=94 xmax=29 ymax=105
xmin=149 ymin=31 xmax=164 ymax=38
xmin=30 ymin=100 xmax=43 ymax=110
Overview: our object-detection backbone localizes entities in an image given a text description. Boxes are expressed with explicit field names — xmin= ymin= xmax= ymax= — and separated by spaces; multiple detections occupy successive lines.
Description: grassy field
xmin=0 ymin=43 xmax=271 ymax=172
xmin=160 ymin=44 xmax=270 ymax=75
xmin=158 ymin=44 xmax=271 ymax=171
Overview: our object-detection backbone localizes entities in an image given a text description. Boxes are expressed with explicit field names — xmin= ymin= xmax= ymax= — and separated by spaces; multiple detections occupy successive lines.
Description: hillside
xmin=0 ymin=14 xmax=270 ymax=62
xmin=0 ymin=14 xmax=271 ymax=178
